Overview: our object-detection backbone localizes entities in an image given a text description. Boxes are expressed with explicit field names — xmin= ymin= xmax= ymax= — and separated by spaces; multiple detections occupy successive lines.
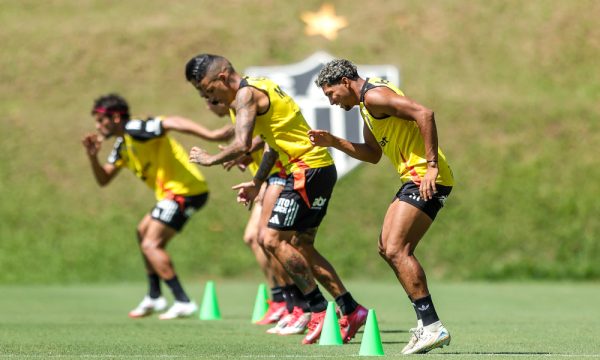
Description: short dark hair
xmin=315 ymin=59 xmax=359 ymax=87
xmin=185 ymin=54 xmax=234 ymax=84
xmin=91 ymin=93 xmax=130 ymax=120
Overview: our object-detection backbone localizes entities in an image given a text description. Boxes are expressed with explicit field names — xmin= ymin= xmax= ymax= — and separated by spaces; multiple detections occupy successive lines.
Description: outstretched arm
xmin=308 ymin=123 xmax=382 ymax=164
xmin=81 ymin=133 xmax=120 ymax=186
xmin=162 ymin=116 xmax=234 ymax=141
xmin=189 ymin=87 xmax=257 ymax=166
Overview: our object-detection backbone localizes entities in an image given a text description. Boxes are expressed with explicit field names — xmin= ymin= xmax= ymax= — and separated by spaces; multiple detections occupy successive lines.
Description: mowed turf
xmin=0 ymin=281 xmax=598 ymax=359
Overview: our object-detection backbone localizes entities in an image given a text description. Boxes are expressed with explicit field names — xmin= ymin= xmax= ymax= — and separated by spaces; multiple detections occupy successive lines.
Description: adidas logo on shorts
xmin=269 ymin=215 xmax=280 ymax=225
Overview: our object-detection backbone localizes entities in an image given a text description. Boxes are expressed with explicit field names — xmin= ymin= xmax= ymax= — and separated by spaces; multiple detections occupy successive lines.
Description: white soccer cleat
xmin=402 ymin=321 xmax=451 ymax=354
xmin=401 ymin=326 xmax=421 ymax=353
xmin=278 ymin=307 xmax=311 ymax=335
xmin=128 ymin=295 xmax=168 ymax=318
xmin=266 ymin=309 xmax=293 ymax=334
xmin=158 ymin=301 xmax=198 ymax=320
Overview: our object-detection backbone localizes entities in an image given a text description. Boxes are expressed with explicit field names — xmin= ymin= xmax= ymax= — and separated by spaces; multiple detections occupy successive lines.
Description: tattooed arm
xmin=189 ymin=87 xmax=258 ymax=166
xmin=231 ymin=143 xmax=279 ymax=206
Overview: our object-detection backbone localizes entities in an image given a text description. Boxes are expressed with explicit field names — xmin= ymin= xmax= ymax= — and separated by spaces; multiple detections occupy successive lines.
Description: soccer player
xmin=206 ymin=100 xmax=301 ymax=328
xmin=310 ymin=59 xmax=454 ymax=354
xmin=185 ymin=54 xmax=368 ymax=344
xmin=82 ymin=93 xmax=232 ymax=320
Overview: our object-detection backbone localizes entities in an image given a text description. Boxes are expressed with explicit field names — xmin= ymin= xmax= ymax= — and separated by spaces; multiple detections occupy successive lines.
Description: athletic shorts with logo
xmin=395 ymin=181 xmax=452 ymax=220
xmin=150 ymin=193 xmax=208 ymax=232
xmin=268 ymin=165 xmax=337 ymax=231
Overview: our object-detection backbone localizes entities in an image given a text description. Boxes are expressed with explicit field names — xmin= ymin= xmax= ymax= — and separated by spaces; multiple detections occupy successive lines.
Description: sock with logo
xmin=148 ymin=273 xmax=162 ymax=299
xmin=335 ymin=292 xmax=358 ymax=316
xmin=165 ymin=275 xmax=190 ymax=303
xmin=304 ymin=286 xmax=328 ymax=313
xmin=414 ymin=294 xmax=439 ymax=326
xmin=410 ymin=296 xmax=423 ymax=326
xmin=271 ymin=286 xmax=285 ymax=303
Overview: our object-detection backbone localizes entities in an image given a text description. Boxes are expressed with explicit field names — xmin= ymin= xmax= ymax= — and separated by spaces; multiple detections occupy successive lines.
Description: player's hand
xmin=231 ymin=180 xmax=260 ymax=210
xmin=82 ymin=133 xmax=102 ymax=156
xmin=307 ymin=129 xmax=334 ymax=147
xmin=189 ymin=147 xmax=212 ymax=166
xmin=419 ymin=164 xmax=439 ymax=201
xmin=222 ymin=153 xmax=252 ymax=172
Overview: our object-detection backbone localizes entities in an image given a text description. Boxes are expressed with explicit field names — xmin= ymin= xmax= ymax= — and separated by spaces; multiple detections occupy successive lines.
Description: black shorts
xmin=395 ymin=182 xmax=452 ymax=220
xmin=150 ymin=192 xmax=208 ymax=232
xmin=268 ymin=165 xmax=337 ymax=231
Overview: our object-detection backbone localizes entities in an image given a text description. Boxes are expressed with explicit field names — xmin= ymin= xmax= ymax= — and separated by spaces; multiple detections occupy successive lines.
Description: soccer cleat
xmin=279 ymin=307 xmax=311 ymax=335
xmin=158 ymin=300 xmax=198 ymax=320
xmin=255 ymin=300 xmax=287 ymax=325
xmin=402 ymin=321 xmax=451 ymax=354
xmin=339 ymin=304 xmax=368 ymax=343
xmin=301 ymin=310 xmax=327 ymax=344
xmin=128 ymin=295 xmax=167 ymax=318
xmin=401 ymin=326 xmax=421 ymax=353
xmin=266 ymin=308 xmax=292 ymax=334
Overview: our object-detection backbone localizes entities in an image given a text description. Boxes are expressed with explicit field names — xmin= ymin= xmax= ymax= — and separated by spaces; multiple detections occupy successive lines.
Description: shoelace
xmin=412 ymin=327 xmax=424 ymax=340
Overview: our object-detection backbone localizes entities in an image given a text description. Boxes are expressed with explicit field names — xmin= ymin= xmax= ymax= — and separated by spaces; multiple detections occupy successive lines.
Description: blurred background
xmin=1 ymin=0 xmax=598 ymax=284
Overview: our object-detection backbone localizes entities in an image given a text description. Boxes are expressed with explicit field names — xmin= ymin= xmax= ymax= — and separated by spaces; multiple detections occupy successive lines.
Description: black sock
xmin=304 ymin=286 xmax=328 ymax=313
xmin=414 ymin=294 xmax=439 ymax=326
xmin=409 ymin=296 xmax=422 ymax=323
xmin=271 ymin=286 xmax=285 ymax=303
xmin=282 ymin=285 xmax=294 ymax=313
xmin=289 ymin=284 xmax=311 ymax=312
xmin=148 ymin=273 xmax=161 ymax=299
xmin=335 ymin=292 xmax=358 ymax=316
xmin=165 ymin=275 xmax=190 ymax=303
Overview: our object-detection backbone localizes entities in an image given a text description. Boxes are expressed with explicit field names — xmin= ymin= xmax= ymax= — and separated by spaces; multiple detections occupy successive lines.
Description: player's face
xmin=321 ymin=83 xmax=355 ymax=111
xmin=94 ymin=113 xmax=118 ymax=138
xmin=206 ymin=99 xmax=229 ymax=117
xmin=197 ymin=73 xmax=234 ymax=106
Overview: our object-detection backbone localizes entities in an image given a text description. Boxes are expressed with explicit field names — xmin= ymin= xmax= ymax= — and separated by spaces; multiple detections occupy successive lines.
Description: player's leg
xmin=264 ymin=165 xmax=367 ymax=343
xmin=292 ymin=229 xmax=367 ymax=343
xmin=147 ymin=194 xmax=207 ymax=319
xmin=128 ymin=214 xmax=168 ymax=318
xmin=246 ymin=193 xmax=286 ymax=325
xmin=379 ymin=182 xmax=452 ymax=354
xmin=259 ymin=182 xmax=311 ymax=333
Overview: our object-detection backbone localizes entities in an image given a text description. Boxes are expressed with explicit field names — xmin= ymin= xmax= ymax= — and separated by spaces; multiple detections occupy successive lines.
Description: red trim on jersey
xmin=399 ymin=152 xmax=421 ymax=185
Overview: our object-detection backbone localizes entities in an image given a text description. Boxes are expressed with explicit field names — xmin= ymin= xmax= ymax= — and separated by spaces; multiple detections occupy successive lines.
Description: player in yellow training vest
xmin=185 ymin=54 xmax=367 ymax=344
xmin=82 ymin=93 xmax=231 ymax=320
xmin=310 ymin=59 xmax=454 ymax=354
xmin=207 ymin=103 xmax=300 ymax=327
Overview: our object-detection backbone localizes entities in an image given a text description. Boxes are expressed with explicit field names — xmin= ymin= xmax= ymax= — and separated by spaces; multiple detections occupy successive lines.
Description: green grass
xmin=1 ymin=281 xmax=599 ymax=359
xmin=0 ymin=0 xmax=599 ymax=282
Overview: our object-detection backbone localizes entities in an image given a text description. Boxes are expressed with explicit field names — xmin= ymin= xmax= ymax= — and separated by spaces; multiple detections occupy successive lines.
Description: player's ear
xmin=342 ymin=77 xmax=351 ymax=88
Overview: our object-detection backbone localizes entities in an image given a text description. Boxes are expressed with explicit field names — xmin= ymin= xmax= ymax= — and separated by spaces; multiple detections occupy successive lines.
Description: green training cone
xmin=251 ymin=283 xmax=269 ymax=323
xmin=199 ymin=281 xmax=221 ymax=320
xmin=318 ymin=301 xmax=343 ymax=346
xmin=359 ymin=309 xmax=384 ymax=356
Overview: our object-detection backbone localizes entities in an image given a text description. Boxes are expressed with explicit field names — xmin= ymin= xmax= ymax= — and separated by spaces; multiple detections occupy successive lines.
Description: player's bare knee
xmin=377 ymin=233 xmax=386 ymax=258
xmin=242 ymin=233 xmax=256 ymax=247
xmin=140 ymin=238 xmax=160 ymax=255
xmin=262 ymin=233 xmax=280 ymax=255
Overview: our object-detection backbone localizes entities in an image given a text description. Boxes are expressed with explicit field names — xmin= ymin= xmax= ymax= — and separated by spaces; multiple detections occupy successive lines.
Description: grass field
xmin=1 ymin=280 xmax=599 ymax=359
